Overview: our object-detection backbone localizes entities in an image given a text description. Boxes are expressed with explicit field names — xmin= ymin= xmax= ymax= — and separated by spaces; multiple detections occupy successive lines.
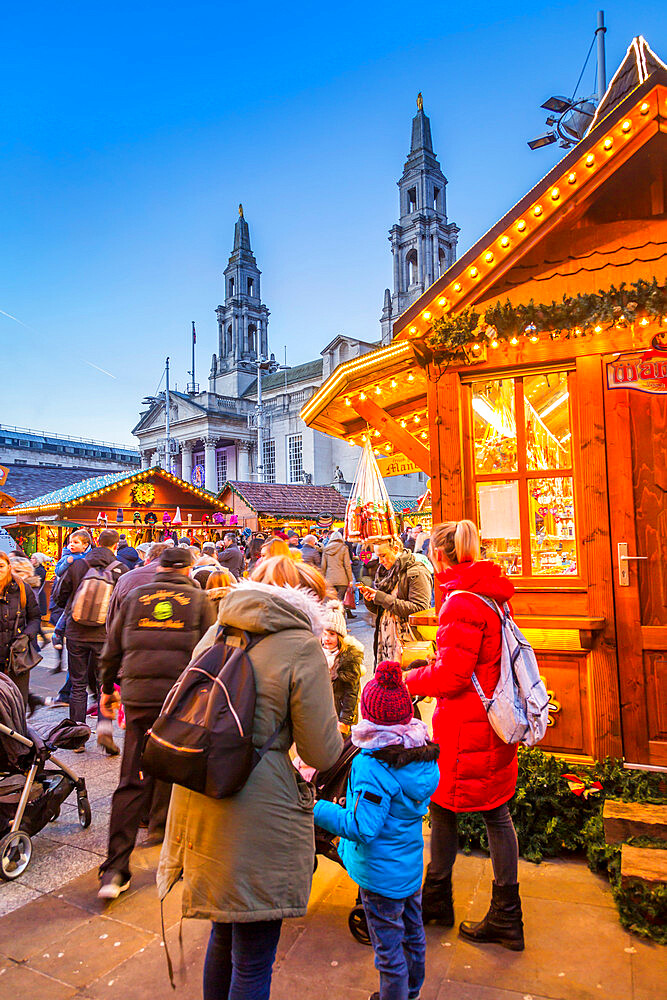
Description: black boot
xmin=421 ymin=865 xmax=454 ymax=926
xmin=459 ymin=881 xmax=524 ymax=951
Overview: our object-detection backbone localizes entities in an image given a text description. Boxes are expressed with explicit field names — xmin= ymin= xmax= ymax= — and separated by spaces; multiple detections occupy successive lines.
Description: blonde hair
xmin=431 ymin=519 xmax=480 ymax=564
xmin=251 ymin=555 xmax=332 ymax=601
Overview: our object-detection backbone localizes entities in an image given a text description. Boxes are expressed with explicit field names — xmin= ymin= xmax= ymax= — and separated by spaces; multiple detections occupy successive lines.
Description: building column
xmin=140 ymin=450 xmax=151 ymax=470
xmin=204 ymin=438 xmax=217 ymax=493
xmin=236 ymin=440 xmax=251 ymax=481
xmin=180 ymin=441 xmax=193 ymax=483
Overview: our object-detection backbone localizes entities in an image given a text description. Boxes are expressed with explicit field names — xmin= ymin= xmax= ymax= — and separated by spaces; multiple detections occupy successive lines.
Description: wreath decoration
xmin=131 ymin=483 xmax=155 ymax=506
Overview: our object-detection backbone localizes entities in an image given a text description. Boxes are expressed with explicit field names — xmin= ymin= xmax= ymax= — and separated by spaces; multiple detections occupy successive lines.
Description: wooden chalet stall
xmin=218 ymin=481 xmax=348 ymax=534
xmin=303 ymin=38 xmax=667 ymax=768
xmin=6 ymin=467 xmax=229 ymax=555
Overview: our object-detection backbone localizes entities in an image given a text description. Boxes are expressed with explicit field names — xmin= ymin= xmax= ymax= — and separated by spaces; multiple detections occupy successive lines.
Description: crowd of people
xmin=0 ymin=516 xmax=524 ymax=1000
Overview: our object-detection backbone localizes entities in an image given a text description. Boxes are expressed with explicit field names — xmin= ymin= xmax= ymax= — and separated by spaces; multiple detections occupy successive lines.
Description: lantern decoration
xmin=345 ymin=440 xmax=398 ymax=542
xmin=172 ymin=506 xmax=183 ymax=526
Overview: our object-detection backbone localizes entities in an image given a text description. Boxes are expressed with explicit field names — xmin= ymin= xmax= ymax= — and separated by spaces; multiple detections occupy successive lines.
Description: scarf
xmin=351 ymin=717 xmax=430 ymax=750
xmin=373 ymin=549 xmax=415 ymax=596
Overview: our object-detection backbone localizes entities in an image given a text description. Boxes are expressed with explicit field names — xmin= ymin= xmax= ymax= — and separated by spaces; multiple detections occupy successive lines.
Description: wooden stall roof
xmin=301 ymin=36 xmax=667 ymax=467
xmin=394 ymin=37 xmax=667 ymax=341
xmin=1 ymin=465 xmax=113 ymax=505
xmin=6 ymin=467 xmax=218 ymax=515
xmin=220 ymin=481 xmax=348 ymax=519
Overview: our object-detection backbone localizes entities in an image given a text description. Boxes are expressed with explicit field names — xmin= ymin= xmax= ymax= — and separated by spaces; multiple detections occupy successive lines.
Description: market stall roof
xmin=220 ymin=481 xmax=348 ymax=519
xmin=393 ymin=37 xmax=667 ymax=341
xmin=6 ymin=467 xmax=217 ymax=515
xmin=301 ymin=37 xmax=667 ymax=470
xmin=1 ymin=464 xmax=121 ymax=504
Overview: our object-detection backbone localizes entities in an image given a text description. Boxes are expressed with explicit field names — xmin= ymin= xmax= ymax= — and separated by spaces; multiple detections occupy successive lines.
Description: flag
xmin=192 ymin=321 xmax=196 ymax=344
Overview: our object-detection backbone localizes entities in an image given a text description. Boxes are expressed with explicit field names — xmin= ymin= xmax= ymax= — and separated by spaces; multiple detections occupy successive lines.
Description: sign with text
xmin=376 ymin=455 xmax=421 ymax=478
xmin=607 ymin=338 xmax=667 ymax=395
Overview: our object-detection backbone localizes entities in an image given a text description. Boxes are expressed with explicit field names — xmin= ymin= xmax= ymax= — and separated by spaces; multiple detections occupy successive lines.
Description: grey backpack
xmin=448 ymin=591 xmax=550 ymax=747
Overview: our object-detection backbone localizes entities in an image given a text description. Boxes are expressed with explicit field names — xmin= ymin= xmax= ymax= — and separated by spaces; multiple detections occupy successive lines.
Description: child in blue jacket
xmin=314 ymin=660 xmax=439 ymax=1000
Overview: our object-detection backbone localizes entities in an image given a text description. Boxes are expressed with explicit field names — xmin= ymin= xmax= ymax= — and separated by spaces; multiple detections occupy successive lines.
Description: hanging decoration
xmin=424 ymin=278 xmax=667 ymax=363
xmin=131 ymin=482 xmax=155 ymax=506
xmin=345 ymin=440 xmax=398 ymax=542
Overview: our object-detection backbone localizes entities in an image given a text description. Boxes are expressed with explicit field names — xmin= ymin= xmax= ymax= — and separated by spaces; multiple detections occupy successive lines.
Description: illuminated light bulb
xmin=413 ymin=415 xmax=421 ymax=424
xmin=472 ymin=343 xmax=481 ymax=352
xmin=453 ymin=282 xmax=462 ymax=293
xmin=407 ymin=372 xmax=415 ymax=382
xmin=420 ymin=432 xmax=428 ymax=440
xmin=640 ymin=102 xmax=650 ymax=115
xmin=422 ymin=311 xmax=431 ymax=321
xmin=348 ymin=437 xmax=355 ymax=447
xmin=551 ymin=187 xmax=560 ymax=201
xmin=622 ymin=120 xmax=632 ymax=133
xmin=438 ymin=297 xmax=447 ymax=307
xmin=374 ymin=385 xmax=381 ymax=394
xmin=603 ymin=137 xmax=613 ymax=150
xmin=359 ymin=391 xmax=366 ymax=400
xmin=500 ymin=236 xmax=510 ymax=248
xmin=400 ymin=420 xmax=407 ymax=428
xmin=470 ymin=266 xmax=479 ymax=278
xmin=585 ymin=153 xmax=595 ymax=166
xmin=484 ymin=251 xmax=494 ymax=263
xmin=533 ymin=205 xmax=543 ymax=217
xmin=517 ymin=220 xmax=526 ymax=232
xmin=344 ymin=398 xmax=351 ymax=406
xmin=530 ymin=334 xmax=539 ymax=343
xmin=385 ymin=444 xmax=391 ymax=451
xmin=373 ymin=430 xmax=380 ymax=438
xmin=491 ymin=339 xmax=499 ymax=349
xmin=409 ymin=326 xmax=417 ymax=334
xmin=510 ymin=336 xmax=518 ymax=346
xmin=640 ymin=317 xmax=649 ymax=326
xmin=594 ymin=325 xmax=602 ymax=333
xmin=390 ymin=379 xmax=397 ymax=388
xmin=568 ymin=172 xmax=576 ymax=184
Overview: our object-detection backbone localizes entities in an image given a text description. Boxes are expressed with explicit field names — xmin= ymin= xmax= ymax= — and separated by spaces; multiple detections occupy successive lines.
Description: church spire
xmin=410 ymin=94 xmax=433 ymax=154
xmin=234 ymin=203 xmax=251 ymax=251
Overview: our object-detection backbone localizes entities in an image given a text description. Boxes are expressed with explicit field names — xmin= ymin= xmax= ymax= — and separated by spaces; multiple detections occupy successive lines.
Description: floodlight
xmin=528 ymin=132 xmax=557 ymax=150
xmin=541 ymin=96 xmax=573 ymax=113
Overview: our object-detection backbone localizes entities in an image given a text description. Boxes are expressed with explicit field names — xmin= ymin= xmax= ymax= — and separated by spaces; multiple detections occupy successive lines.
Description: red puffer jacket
xmin=405 ymin=560 xmax=517 ymax=813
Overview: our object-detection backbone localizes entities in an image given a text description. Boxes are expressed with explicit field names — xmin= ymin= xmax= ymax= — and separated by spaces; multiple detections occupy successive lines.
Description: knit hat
xmin=159 ymin=547 xmax=194 ymax=569
xmin=360 ymin=660 xmax=413 ymax=726
xmin=323 ymin=600 xmax=347 ymax=638
xmin=329 ymin=529 xmax=343 ymax=542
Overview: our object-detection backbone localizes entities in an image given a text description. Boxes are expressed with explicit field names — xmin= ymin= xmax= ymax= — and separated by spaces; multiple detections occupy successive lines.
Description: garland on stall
xmin=455 ymin=749 xmax=666 ymax=943
xmin=426 ymin=278 xmax=667 ymax=362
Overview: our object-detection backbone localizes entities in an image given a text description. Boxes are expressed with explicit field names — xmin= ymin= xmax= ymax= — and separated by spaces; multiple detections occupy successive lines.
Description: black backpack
xmin=141 ymin=628 xmax=283 ymax=799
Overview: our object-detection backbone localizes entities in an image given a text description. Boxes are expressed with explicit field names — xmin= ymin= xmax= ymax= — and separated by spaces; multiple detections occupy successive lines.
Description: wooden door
xmin=604 ymin=354 xmax=667 ymax=767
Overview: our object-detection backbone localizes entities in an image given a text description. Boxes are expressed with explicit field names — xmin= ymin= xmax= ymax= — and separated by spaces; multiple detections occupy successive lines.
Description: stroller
xmin=0 ymin=674 xmax=92 ymax=881
xmin=313 ymin=738 xmax=371 ymax=946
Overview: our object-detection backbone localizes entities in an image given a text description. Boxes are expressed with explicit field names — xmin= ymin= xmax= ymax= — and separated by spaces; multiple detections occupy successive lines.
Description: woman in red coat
xmin=404 ymin=519 xmax=524 ymax=951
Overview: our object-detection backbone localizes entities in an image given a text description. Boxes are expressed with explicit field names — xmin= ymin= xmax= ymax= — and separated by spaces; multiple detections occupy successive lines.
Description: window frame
xmin=263 ymin=439 xmax=276 ymax=484
xmin=287 ymin=434 xmax=303 ymax=484
xmin=215 ymin=449 xmax=228 ymax=491
xmin=461 ymin=366 xmax=584 ymax=585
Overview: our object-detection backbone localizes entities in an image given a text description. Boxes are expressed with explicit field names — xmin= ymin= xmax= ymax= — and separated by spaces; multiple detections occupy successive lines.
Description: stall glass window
xmin=470 ymin=371 xmax=578 ymax=577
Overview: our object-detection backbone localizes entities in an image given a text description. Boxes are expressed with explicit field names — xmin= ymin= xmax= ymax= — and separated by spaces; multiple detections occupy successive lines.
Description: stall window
xmin=471 ymin=371 xmax=577 ymax=577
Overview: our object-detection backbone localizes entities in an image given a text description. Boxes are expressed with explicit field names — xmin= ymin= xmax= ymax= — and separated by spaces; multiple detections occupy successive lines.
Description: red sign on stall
xmin=607 ymin=336 xmax=667 ymax=394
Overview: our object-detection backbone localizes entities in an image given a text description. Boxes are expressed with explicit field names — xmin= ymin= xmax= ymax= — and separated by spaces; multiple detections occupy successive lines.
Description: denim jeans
xmin=65 ymin=639 xmax=102 ymax=723
xmin=430 ymin=800 xmax=519 ymax=886
xmin=360 ymin=888 xmax=425 ymax=1000
xmin=203 ymin=919 xmax=282 ymax=1000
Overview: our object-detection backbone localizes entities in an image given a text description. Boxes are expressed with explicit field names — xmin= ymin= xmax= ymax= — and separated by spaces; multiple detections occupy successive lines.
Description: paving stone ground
xmin=0 ymin=614 xmax=664 ymax=1000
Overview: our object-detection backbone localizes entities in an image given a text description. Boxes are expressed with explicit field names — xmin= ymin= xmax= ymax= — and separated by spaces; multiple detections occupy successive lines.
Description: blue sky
xmin=2 ymin=1 xmax=665 ymax=444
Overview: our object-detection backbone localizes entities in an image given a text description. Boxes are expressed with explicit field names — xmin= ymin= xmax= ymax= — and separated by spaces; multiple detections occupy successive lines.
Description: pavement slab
xmin=0 ymin=961 xmax=77 ymax=1000
xmin=0 ymin=892 xmax=92 ymax=962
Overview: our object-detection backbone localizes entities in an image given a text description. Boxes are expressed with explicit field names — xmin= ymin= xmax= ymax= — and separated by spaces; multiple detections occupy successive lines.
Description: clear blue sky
xmin=2 ymin=1 xmax=665 ymax=444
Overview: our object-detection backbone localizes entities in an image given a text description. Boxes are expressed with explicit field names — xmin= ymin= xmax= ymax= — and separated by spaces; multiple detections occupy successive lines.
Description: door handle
xmin=618 ymin=542 xmax=648 ymax=587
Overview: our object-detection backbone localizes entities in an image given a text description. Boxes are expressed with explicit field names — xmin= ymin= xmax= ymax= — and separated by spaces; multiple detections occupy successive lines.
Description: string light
xmin=453 ymin=282 xmax=462 ymax=293
xmin=438 ymin=297 xmax=447 ymax=307
xmin=409 ymin=326 xmax=417 ymax=335
xmin=500 ymin=236 xmax=510 ymax=248
xmin=407 ymin=372 xmax=415 ymax=382
xmin=400 ymin=420 xmax=407 ymax=428
xmin=344 ymin=398 xmax=351 ymax=406
xmin=359 ymin=391 xmax=366 ymax=400
xmin=640 ymin=102 xmax=650 ymax=115
xmin=374 ymin=385 xmax=381 ymax=394
xmin=373 ymin=430 xmax=380 ymax=438
xmin=517 ymin=220 xmax=526 ymax=232
xmin=529 ymin=334 xmax=539 ymax=343
xmin=622 ymin=120 xmax=632 ymax=133
xmin=472 ymin=343 xmax=481 ymax=352
xmin=491 ymin=339 xmax=499 ymax=349
xmin=603 ymin=137 xmax=613 ymax=150
xmin=469 ymin=266 xmax=479 ymax=278
xmin=640 ymin=317 xmax=649 ymax=326
xmin=390 ymin=379 xmax=397 ymax=388
xmin=422 ymin=311 xmax=431 ymax=321
xmin=550 ymin=187 xmax=560 ymax=201
xmin=510 ymin=336 xmax=518 ymax=346
xmin=484 ymin=251 xmax=494 ymax=263
xmin=533 ymin=205 xmax=543 ymax=217
xmin=420 ymin=431 xmax=427 ymax=440
xmin=413 ymin=415 xmax=421 ymax=424
xmin=594 ymin=325 xmax=603 ymax=333
xmin=585 ymin=153 xmax=595 ymax=166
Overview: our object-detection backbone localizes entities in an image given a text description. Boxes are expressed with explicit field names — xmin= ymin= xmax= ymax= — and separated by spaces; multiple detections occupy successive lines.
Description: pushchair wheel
xmin=348 ymin=904 xmax=372 ymax=947
xmin=0 ymin=830 xmax=32 ymax=881
xmin=77 ymin=796 xmax=92 ymax=828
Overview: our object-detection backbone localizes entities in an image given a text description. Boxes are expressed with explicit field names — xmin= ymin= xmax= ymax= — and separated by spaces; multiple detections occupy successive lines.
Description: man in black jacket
xmin=96 ymin=546 xmax=216 ymax=899
xmin=217 ymin=532 xmax=245 ymax=579
xmin=57 ymin=529 xmax=127 ymax=726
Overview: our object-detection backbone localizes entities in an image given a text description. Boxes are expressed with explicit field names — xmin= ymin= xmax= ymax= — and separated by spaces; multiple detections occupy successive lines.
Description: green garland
xmin=456 ymin=749 xmax=666 ymax=943
xmin=426 ymin=278 xmax=667 ymax=362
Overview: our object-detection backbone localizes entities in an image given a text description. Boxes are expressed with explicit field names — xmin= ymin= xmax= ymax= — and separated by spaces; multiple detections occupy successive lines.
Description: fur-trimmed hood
xmin=215 ymin=579 xmax=328 ymax=637
xmin=332 ymin=634 xmax=365 ymax=681
xmin=371 ymin=741 xmax=440 ymax=770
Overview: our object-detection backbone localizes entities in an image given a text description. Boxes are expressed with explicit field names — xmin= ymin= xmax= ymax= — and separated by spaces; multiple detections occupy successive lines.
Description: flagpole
xmin=190 ymin=321 xmax=197 ymax=394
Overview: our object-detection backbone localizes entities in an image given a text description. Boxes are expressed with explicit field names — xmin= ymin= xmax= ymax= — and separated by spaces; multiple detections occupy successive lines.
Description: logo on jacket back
xmin=137 ymin=589 xmax=190 ymax=629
